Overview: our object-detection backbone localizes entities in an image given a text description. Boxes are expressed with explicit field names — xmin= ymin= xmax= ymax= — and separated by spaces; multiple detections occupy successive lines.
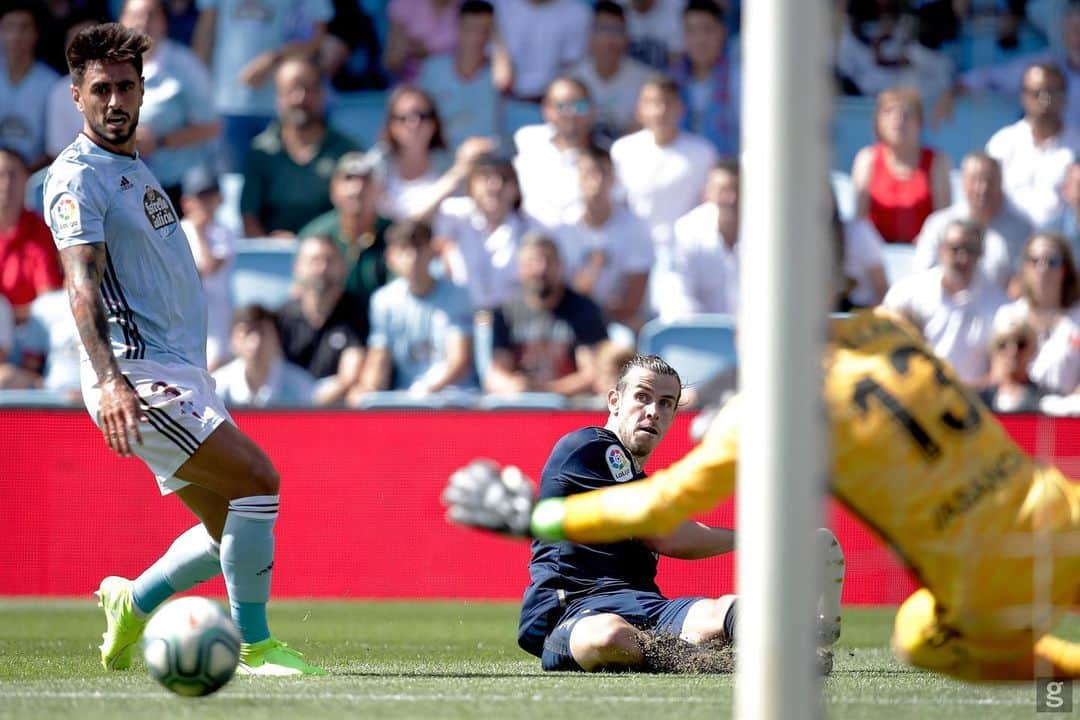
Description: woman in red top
xmin=852 ymin=86 xmax=951 ymax=244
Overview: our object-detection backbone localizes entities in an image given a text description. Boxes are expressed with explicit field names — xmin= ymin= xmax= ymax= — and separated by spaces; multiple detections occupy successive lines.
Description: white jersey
xmin=43 ymin=134 xmax=208 ymax=369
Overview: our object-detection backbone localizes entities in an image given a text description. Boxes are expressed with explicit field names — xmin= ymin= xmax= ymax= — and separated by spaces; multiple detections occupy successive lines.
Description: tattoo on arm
xmin=60 ymin=244 xmax=120 ymax=386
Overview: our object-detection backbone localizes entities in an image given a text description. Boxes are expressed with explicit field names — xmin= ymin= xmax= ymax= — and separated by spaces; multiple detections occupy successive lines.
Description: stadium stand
xmin=216 ymin=172 xmax=245 ymax=236
xmin=229 ymin=239 xmax=296 ymax=310
xmin=831 ymin=169 xmax=856 ymax=222
xmin=329 ymin=90 xmax=391 ymax=148
xmin=922 ymin=91 xmax=1020 ymax=163
xmin=832 ymin=92 xmax=1019 ymax=173
xmin=0 ymin=388 xmax=73 ymax=407
xmin=477 ymin=392 xmax=570 ymax=410
xmin=637 ymin=313 xmax=737 ymax=389
xmin=354 ymin=390 xmax=475 ymax=409
xmin=832 ymin=96 xmax=876 ymax=172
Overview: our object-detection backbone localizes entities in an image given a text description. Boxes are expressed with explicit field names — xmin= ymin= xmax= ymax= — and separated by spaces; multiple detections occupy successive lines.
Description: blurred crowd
xmin=1 ymin=0 xmax=1079 ymax=413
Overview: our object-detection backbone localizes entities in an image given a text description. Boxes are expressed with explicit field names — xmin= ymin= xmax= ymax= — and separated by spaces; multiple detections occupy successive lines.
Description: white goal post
xmin=735 ymin=1 xmax=832 ymax=719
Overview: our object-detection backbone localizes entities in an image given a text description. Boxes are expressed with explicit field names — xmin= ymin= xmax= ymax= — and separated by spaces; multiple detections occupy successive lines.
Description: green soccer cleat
xmin=94 ymin=576 xmax=148 ymax=671
xmin=237 ymin=638 xmax=327 ymax=676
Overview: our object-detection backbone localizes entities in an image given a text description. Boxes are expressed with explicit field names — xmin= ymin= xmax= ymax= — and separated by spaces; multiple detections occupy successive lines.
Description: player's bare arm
xmin=60 ymin=243 xmax=143 ymax=456
xmin=642 ymin=522 xmax=735 ymax=560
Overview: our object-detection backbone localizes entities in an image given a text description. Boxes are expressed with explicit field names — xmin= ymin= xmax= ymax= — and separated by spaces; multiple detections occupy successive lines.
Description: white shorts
xmin=81 ymin=358 xmax=232 ymax=495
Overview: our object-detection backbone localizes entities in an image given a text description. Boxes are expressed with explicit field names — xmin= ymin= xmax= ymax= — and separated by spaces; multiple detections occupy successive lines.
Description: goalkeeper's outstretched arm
xmin=533 ymin=426 xmax=739 ymax=543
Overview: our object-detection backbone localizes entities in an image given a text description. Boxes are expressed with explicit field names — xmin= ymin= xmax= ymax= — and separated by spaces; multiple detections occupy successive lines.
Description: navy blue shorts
xmin=541 ymin=590 xmax=704 ymax=671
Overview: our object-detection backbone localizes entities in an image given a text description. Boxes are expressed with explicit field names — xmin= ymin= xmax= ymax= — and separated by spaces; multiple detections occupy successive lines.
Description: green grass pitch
xmin=0 ymin=599 xmax=1070 ymax=719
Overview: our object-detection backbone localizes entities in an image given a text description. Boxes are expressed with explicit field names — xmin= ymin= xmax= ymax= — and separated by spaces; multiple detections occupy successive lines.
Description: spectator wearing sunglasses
xmin=883 ymin=219 xmax=1008 ymax=386
xmin=993 ymin=232 xmax=1080 ymax=396
xmin=978 ymin=317 xmax=1045 ymax=413
xmin=364 ymin=85 xmax=495 ymax=222
xmin=513 ymin=76 xmax=598 ymax=229
xmin=611 ymin=74 xmax=716 ymax=312
xmin=986 ymin=63 xmax=1080 ymax=228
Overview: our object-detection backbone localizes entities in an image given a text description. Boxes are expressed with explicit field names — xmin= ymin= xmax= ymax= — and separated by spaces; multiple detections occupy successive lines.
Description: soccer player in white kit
xmin=43 ymin=23 xmax=324 ymax=676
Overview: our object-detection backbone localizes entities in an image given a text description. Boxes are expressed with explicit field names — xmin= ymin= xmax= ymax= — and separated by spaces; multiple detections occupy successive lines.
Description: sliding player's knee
xmin=681 ymin=596 xmax=735 ymax=644
xmin=572 ymin=614 xmax=641 ymax=667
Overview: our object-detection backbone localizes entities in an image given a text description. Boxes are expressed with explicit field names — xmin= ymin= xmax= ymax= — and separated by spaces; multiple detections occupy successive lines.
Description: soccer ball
xmin=142 ymin=596 xmax=241 ymax=697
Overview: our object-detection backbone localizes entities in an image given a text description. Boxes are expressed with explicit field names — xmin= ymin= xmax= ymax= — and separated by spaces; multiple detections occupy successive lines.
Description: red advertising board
xmin=2 ymin=410 xmax=1077 ymax=604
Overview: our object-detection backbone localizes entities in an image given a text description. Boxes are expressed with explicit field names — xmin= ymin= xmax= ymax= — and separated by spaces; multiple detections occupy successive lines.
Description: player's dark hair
xmin=712 ymin=156 xmax=739 ymax=177
xmin=579 ymin=143 xmax=612 ymax=168
xmin=469 ymin=153 xmax=522 ymax=211
xmin=1020 ymin=231 xmax=1079 ymax=308
xmin=0 ymin=1 xmax=39 ymax=26
xmin=519 ymin=232 xmax=560 ymax=258
xmin=594 ymin=1 xmax=625 ymax=21
xmin=233 ymin=304 xmax=278 ymax=329
xmin=543 ymin=76 xmax=592 ymax=104
xmin=616 ymin=354 xmax=683 ymax=403
xmin=0 ymin=146 xmax=28 ymax=174
xmin=67 ymin=22 xmax=151 ymax=86
xmin=943 ymin=218 xmax=984 ymax=255
xmin=683 ymin=0 xmax=726 ymax=22
xmin=460 ymin=0 xmax=494 ymax=17
xmin=641 ymin=73 xmax=680 ymax=100
xmin=386 ymin=219 xmax=434 ymax=248
xmin=297 ymin=233 xmax=344 ymax=261
xmin=1025 ymin=61 xmax=1068 ymax=92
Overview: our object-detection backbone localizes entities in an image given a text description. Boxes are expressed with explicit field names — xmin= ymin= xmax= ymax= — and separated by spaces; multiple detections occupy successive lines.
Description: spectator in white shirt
xmin=842 ymin=217 xmax=889 ymax=309
xmin=436 ymin=154 xmax=535 ymax=311
xmin=569 ymin=1 xmax=651 ymax=146
xmin=914 ymin=152 xmax=1032 ymax=291
xmin=611 ymin=75 xmax=717 ymax=260
xmin=366 ymin=85 xmax=495 ymax=221
xmin=661 ymin=158 xmax=740 ymax=320
xmin=986 ymin=63 xmax=1080 ymax=227
xmin=179 ymin=165 xmax=236 ymax=371
xmin=553 ymin=144 xmax=652 ymax=331
xmin=884 ymin=219 xmax=1008 ymax=385
xmin=934 ymin=4 xmax=1080 ymax=135
xmin=26 ymin=289 xmax=80 ymax=399
xmin=496 ymin=0 xmax=590 ymax=102
xmin=213 ymin=304 xmax=316 ymax=407
xmin=513 ymin=76 xmax=597 ymax=229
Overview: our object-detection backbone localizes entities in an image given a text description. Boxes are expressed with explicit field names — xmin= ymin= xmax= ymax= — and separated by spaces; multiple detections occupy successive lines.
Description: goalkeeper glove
xmin=441 ymin=459 xmax=567 ymax=541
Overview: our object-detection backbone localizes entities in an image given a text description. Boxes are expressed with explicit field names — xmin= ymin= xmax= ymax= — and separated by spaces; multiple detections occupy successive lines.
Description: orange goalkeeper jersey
xmin=561 ymin=310 xmax=1080 ymax=634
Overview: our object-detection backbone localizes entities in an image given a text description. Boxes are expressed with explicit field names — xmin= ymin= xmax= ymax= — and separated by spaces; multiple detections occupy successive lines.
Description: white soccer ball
xmin=142 ymin=596 xmax=241 ymax=697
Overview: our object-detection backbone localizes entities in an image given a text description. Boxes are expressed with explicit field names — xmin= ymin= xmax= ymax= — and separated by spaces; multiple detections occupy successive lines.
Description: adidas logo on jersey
xmin=119 ymin=176 xmax=134 ymax=191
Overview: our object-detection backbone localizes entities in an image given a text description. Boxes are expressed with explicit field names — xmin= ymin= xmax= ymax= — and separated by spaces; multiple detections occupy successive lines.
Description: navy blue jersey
xmin=517 ymin=427 xmax=661 ymax=657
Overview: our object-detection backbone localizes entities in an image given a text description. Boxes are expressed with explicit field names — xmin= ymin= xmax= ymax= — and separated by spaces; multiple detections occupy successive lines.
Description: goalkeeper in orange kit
xmin=444 ymin=227 xmax=1080 ymax=683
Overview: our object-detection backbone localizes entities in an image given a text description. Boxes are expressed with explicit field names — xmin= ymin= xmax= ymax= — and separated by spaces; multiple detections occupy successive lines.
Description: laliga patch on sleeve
xmin=605 ymin=444 xmax=634 ymax=483
xmin=51 ymin=193 xmax=82 ymax=235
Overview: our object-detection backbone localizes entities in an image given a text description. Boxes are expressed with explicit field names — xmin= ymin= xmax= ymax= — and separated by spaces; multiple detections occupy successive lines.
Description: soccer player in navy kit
xmin=44 ymin=23 xmax=322 ymax=676
xmin=518 ymin=354 xmax=740 ymax=672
